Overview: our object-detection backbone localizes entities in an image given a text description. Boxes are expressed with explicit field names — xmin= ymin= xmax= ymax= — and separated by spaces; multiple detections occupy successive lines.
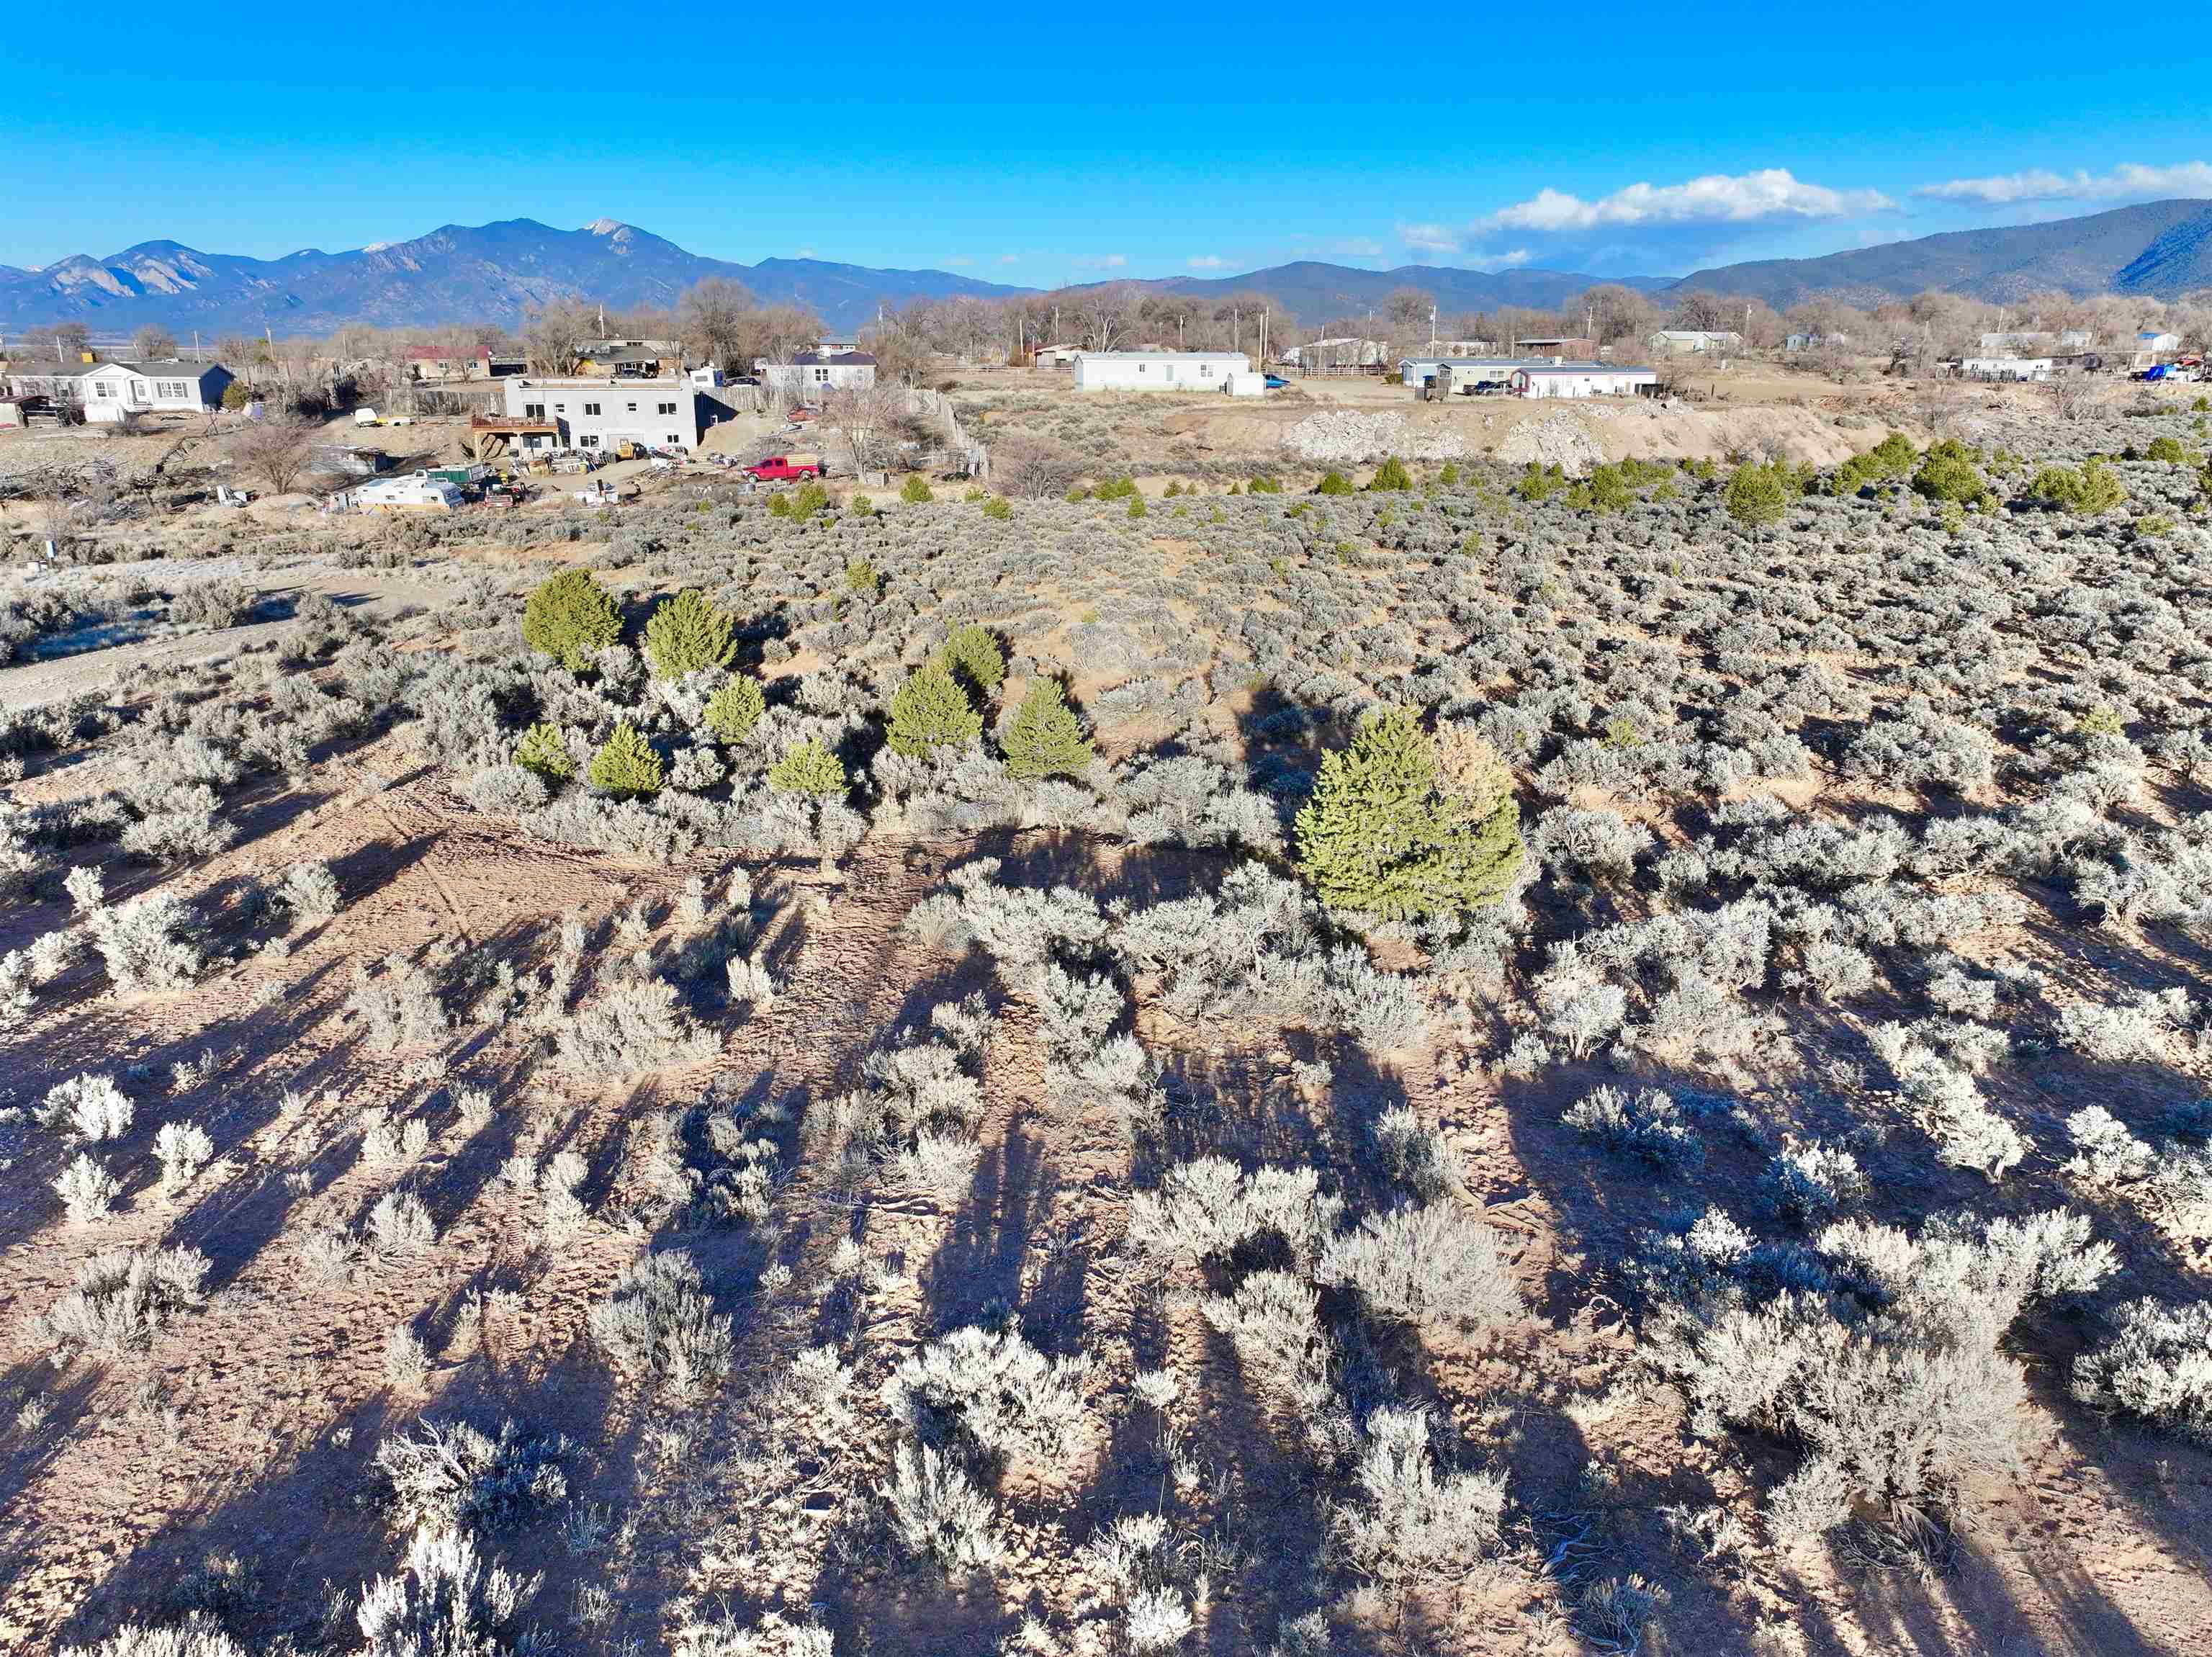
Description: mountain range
xmin=4 ymin=201 xmax=2208 ymax=341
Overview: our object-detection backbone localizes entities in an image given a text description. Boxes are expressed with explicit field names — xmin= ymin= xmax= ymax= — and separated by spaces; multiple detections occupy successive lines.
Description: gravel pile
xmin=1493 ymin=413 xmax=1604 ymax=475
xmin=1285 ymin=411 xmax=1468 ymax=464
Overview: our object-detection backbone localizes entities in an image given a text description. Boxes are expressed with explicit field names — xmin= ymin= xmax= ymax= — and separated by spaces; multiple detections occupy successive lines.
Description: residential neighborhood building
xmin=500 ymin=375 xmax=734 ymax=452
xmin=1401 ymin=356 xmax=1657 ymax=398
xmin=1032 ymin=343 xmax=1084 ymax=367
xmin=1978 ymin=329 xmax=2090 ymax=354
xmin=1649 ymin=329 xmax=1743 ymax=355
xmin=813 ymin=336 xmax=860 ymax=356
xmin=1960 ymin=356 xmax=2053 ymax=382
xmin=1072 ymin=351 xmax=1250 ymax=391
xmin=2 ymin=360 xmax=87 ymax=401
xmin=79 ymin=360 xmax=235 ymax=421
xmin=1510 ymin=336 xmax=1597 ymax=360
xmin=2133 ymin=331 xmax=2183 ymax=368
xmin=1288 ymin=338 xmax=1388 ymax=372
xmin=576 ymin=338 xmax=683 ymax=376
xmin=761 ymin=351 xmax=878 ymax=405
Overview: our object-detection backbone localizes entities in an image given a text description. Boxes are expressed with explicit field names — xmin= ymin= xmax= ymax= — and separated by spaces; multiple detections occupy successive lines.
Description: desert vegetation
xmin=3 ymin=382 xmax=2212 ymax=1657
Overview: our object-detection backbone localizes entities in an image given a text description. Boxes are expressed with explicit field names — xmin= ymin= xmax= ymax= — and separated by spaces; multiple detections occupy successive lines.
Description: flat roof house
xmin=80 ymin=360 xmax=235 ymax=422
xmin=500 ymin=376 xmax=732 ymax=453
xmin=1072 ymin=351 xmax=1249 ymax=391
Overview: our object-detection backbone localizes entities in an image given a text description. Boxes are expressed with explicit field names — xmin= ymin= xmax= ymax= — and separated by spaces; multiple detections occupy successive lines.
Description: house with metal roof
xmin=761 ymin=351 xmax=878 ymax=404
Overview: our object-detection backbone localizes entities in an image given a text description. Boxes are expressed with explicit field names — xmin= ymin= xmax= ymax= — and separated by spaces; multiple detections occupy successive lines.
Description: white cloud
xmin=795 ymin=246 xmax=817 ymax=258
xmin=1398 ymin=221 xmax=1461 ymax=256
xmin=943 ymin=256 xmax=974 ymax=267
xmin=998 ymin=253 xmax=1020 ymax=265
xmin=1915 ymin=161 xmax=2212 ymax=205
xmin=1485 ymin=169 xmax=1894 ymax=230
xmin=1070 ymin=253 xmax=1128 ymax=270
xmin=1187 ymin=254 xmax=1231 ymax=269
xmin=1465 ymin=248 xmax=1532 ymax=271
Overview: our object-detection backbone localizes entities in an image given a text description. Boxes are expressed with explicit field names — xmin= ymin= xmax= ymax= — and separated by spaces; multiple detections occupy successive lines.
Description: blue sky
xmin=9 ymin=0 xmax=2208 ymax=283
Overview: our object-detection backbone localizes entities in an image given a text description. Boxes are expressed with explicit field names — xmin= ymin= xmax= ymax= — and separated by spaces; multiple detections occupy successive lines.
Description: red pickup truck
xmin=746 ymin=454 xmax=824 ymax=482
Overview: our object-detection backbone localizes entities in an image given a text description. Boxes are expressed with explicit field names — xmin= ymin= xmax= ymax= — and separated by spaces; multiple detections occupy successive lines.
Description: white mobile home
xmin=80 ymin=360 xmax=234 ymax=422
xmin=1401 ymin=357 xmax=1655 ymax=399
xmin=1961 ymin=357 xmax=2053 ymax=382
xmin=1511 ymin=363 xmax=1658 ymax=399
xmin=1072 ymin=351 xmax=1249 ymax=391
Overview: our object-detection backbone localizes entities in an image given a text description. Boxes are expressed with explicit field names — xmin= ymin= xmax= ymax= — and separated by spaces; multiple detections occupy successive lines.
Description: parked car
xmin=746 ymin=454 xmax=824 ymax=482
xmin=1264 ymin=374 xmax=1289 ymax=390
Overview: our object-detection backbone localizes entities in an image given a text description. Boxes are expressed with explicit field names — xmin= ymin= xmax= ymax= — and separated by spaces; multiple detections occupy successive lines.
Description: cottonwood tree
xmin=133 ymin=325 xmax=179 ymax=361
xmin=1072 ymin=284 xmax=1144 ymax=352
xmin=677 ymin=277 xmax=756 ymax=370
xmin=1671 ymin=291 xmax=1732 ymax=332
xmin=523 ymin=299 xmax=596 ymax=374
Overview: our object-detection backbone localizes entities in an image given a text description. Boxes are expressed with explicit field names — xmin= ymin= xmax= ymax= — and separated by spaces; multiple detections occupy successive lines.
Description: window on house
xmin=554 ymin=402 xmax=567 ymax=413
xmin=666 ymin=434 xmax=680 ymax=445
xmin=626 ymin=402 xmax=637 ymax=412
xmin=94 ymin=382 xmax=114 ymax=398
xmin=524 ymin=403 xmax=545 ymax=419
xmin=1200 ymin=365 xmax=1212 ymax=377
xmin=584 ymin=402 xmax=601 ymax=416
xmin=657 ymin=402 xmax=675 ymax=416
xmin=580 ymin=435 xmax=600 ymax=448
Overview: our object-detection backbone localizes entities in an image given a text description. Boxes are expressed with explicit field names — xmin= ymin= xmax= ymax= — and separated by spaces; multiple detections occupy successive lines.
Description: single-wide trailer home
xmin=1510 ymin=363 xmax=1658 ymax=398
xmin=1072 ymin=351 xmax=1249 ymax=391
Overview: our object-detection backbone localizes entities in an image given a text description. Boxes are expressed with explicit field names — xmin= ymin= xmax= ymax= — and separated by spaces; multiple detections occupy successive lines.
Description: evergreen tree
xmin=1295 ymin=706 xmax=1522 ymax=920
xmin=643 ymin=588 xmax=737 ymax=679
xmin=514 ymin=722 xmax=574 ymax=781
xmin=1724 ymin=462 xmax=1791 ymax=531
xmin=767 ymin=739 xmax=848 ymax=798
xmin=523 ymin=569 xmax=622 ymax=672
xmin=1001 ymin=679 xmax=1094 ymax=780
xmin=887 ymin=664 xmax=983 ymax=757
xmin=1314 ymin=470 xmax=1354 ymax=495
xmin=1911 ymin=440 xmax=1991 ymax=506
xmin=1368 ymin=456 xmax=1413 ymax=491
xmin=703 ymin=678 xmax=765 ymax=742
xmin=588 ymin=722 xmax=663 ymax=798
xmin=933 ymin=624 xmax=1004 ymax=694
xmin=902 ymin=472 xmax=935 ymax=503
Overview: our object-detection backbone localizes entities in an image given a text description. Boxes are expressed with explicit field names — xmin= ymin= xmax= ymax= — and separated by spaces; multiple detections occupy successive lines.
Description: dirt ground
xmin=4 ymin=374 xmax=2212 ymax=1657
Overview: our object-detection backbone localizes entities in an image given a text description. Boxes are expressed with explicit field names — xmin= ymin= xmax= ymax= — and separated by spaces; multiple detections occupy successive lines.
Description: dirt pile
xmin=1493 ymin=412 xmax=1605 ymax=475
xmin=1285 ymin=410 xmax=1468 ymax=464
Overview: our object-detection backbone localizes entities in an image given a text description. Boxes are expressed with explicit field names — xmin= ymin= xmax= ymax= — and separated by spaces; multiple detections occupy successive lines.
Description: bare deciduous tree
xmin=234 ymin=411 xmax=319 ymax=494
xmin=822 ymin=382 xmax=905 ymax=475
xmin=678 ymin=277 xmax=756 ymax=371
xmin=2046 ymin=372 xmax=2107 ymax=421
xmin=133 ymin=325 xmax=179 ymax=361
xmin=523 ymin=300 xmax=596 ymax=374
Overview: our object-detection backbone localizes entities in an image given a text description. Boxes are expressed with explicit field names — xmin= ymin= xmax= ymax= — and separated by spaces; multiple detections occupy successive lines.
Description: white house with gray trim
xmin=79 ymin=360 xmax=234 ymax=422
xmin=500 ymin=375 xmax=732 ymax=452
xmin=1072 ymin=351 xmax=1249 ymax=391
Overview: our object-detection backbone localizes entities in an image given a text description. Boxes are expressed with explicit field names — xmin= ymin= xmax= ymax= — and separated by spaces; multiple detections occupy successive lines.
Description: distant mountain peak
xmin=584 ymin=218 xmax=631 ymax=237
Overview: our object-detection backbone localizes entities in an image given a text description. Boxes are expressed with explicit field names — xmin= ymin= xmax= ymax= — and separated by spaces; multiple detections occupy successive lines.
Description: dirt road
xmin=0 ymin=564 xmax=457 ymax=709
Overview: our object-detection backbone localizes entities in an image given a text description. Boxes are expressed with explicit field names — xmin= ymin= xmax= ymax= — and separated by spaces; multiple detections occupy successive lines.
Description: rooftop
xmin=1076 ymin=350 xmax=1249 ymax=361
xmin=780 ymin=351 xmax=877 ymax=367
